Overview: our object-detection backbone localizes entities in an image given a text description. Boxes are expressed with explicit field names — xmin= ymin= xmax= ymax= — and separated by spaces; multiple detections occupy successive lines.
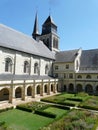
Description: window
xmin=69 ymin=73 xmax=73 ymax=79
xmin=5 ymin=58 xmax=12 ymax=72
xmin=66 ymin=64 xmax=69 ymax=69
xmin=55 ymin=65 xmax=58 ymax=70
xmin=77 ymin=75 xmax=82 ymax=79
xmin=86 ymin=75 xmax=91 ymax=79
xmin=24 ymin=61 xmax=30 ymax=73
xmin=64 ymin=73 xmax=66 ymax=78
xmin=55 ymin=73 xmax=58 ymax=78
xmin=34 ymin=62 xmax=39 ymax=74
xmin=45 ymin=64 xmax=49 ymax=74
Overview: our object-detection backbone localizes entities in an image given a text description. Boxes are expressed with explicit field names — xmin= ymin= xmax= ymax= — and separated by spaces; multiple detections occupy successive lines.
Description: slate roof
xmin=80 ymin=49 xmax=98 ymax=68
xmin=0 ymin=74 xmax=55 ymax=81
xmin=43 ymin=15 xmax=57 ymax=27
xmin=0 ymin=24 xmax=55 ymax=60
xmin=55 ymin=49 xmax=79 ymax=63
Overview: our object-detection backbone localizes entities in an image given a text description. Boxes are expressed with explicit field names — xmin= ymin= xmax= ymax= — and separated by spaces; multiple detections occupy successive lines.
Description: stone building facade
xmin=0 ymin=14 xmax=98 ymax=104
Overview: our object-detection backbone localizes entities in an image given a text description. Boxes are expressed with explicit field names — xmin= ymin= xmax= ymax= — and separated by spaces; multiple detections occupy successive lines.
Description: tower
xmin=40 ymin=15 xmax=59 ymax=52
xmin=32 ymin=13 xmax=40 ymax=40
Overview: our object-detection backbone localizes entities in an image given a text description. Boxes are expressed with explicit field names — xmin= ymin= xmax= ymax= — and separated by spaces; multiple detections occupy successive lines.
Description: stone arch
xmin=76 ymin=84 xmax=83 ymax=92
xmin=36 ymin=85 xmax=40 ymax=94
xmin=68 ymin=83 xmax=74 ymax=92
xmin=0 ymin=88 xmax=9 ymax=101
xmin=85 ymin=84 xmax=93 ymax=94
xmin=15 ymin=87 xmax=22 ymax=98
xmin=44 ymin=85 xmax=48 ymax=93
xmin=27 ymin=86 xmax=32 ymax=96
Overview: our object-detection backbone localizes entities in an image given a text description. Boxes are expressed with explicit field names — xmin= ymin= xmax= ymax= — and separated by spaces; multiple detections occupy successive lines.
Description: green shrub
xmin=35 ymin=110 xmax=56 ymax=118
xmin=0 ymin=107 xmax=13 ymax=113
xmin=16 ymin=106 xmax=32 ymax=112
xmin=52 ymin=105 xmax=70 ymax=110
xmin=66 ymin=97 xmax=83 ymax=102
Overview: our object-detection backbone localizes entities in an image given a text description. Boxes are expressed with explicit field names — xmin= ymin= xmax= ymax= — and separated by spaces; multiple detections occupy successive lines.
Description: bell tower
xmin=40 ymin=15 xmax=59 ymax=52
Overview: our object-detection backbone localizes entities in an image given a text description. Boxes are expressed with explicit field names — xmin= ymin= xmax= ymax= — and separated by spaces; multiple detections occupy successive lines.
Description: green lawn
xmin=0 ymin=109 xmax=54 ymax=130
xmin=41 ymin=92 xmax=90 ymax=106
xmin=43 ymin=107 xmax=68 ymax=118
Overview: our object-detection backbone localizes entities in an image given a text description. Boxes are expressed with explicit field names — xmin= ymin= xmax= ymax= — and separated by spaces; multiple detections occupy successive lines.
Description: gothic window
xmin=5 ymin=58 xmax=12 ymax=72
xmin=24 ymin=61 xmax=30 ymax=73
xmin=45 ymin=64 xmax=49 ymax=74
xmin=34 ymin=62 xmax=39 ymax=74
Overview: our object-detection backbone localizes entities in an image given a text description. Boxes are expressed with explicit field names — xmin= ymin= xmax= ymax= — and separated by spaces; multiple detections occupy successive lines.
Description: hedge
xmin=0 ymin=107 xmax=13 ymax=113
xmin=16 ymin=106 xmax=32 ymax=112
xmin=80 ymin=105 xmax=98 ymax=111
xmin=35 ymin=110 xmax=56 ymax=118
xmin=58 ymin=102 xmax=76 ymax=107
xmin=52 ymin=105 xmax=70 ymax=110
xmin=66 ymin=98 xmax=83 ymax=102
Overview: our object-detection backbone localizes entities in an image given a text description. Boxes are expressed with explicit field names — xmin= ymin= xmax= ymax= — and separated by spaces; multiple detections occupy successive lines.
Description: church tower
xmin=32 ymin=14 xmax=59 ymax=52
xmin=40 ymin=15 xmax=59 ymax=52
xmin=32 ymin=13 xmax=40 ymax=40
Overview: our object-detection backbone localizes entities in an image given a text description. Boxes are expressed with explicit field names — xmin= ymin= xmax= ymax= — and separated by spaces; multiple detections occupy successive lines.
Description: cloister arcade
xmin=63 ymin=83 xmax=98 ymax=95
xmin=0 ymin=81 xmax=58 ymax=103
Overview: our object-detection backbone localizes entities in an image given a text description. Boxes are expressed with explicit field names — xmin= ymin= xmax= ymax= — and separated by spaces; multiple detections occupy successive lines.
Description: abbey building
xmin=0 ymin=14 xmax=98 ymax=104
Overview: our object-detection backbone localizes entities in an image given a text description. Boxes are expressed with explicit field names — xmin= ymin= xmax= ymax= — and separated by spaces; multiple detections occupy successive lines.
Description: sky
xmin=0 ymin=0 xmax=98 ymax=51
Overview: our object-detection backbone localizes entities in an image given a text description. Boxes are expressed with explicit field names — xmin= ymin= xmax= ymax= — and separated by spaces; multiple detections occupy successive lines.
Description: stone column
xmin=47 ymin=80 xmax=50 ymax=95
xmin=32 ymin=80 xmax=35 ymax=98
xmin=22 ymin=81 xmax=26 ymax=101
xmin=40 ymin=80 xmax=43 ymax=96
xmin=9 ymin=81 xmax=15 ymax=103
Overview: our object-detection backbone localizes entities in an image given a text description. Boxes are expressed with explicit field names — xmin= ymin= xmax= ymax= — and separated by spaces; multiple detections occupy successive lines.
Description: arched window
xmin=34 ymin=62 xmax=39 ymax=74
xmin=24 ymin=61 xmax=30 ymax=73
xmin=86 ymin=75 xmax=91 ymax=79
xmin=77 ymin=75 xmax=82 ymax=79
xmin=45 ymin=64 xmax=49 ymax=74
xmin=5 ymin=58 xmax=13 ymax=72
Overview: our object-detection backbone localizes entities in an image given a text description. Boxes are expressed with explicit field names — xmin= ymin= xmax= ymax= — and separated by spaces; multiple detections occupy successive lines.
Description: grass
xmin=41 ymin=92 xmax=90 ymax=106
xmin=43 ymin=107 xmax=68 ymax=118
xmin=0 ymin=109 xmax=54 ymax=130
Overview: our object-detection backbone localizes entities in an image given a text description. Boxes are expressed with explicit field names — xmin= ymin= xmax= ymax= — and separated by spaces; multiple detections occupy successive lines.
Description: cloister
xmin=63 ymin=83 xmax=98 ymax=95
xmin=0 ymin=79 xmax=58 ymax=103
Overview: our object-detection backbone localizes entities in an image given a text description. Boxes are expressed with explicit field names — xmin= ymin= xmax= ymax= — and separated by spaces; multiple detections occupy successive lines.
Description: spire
xmin=32 ymin=12 xmax=40 ymax=40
